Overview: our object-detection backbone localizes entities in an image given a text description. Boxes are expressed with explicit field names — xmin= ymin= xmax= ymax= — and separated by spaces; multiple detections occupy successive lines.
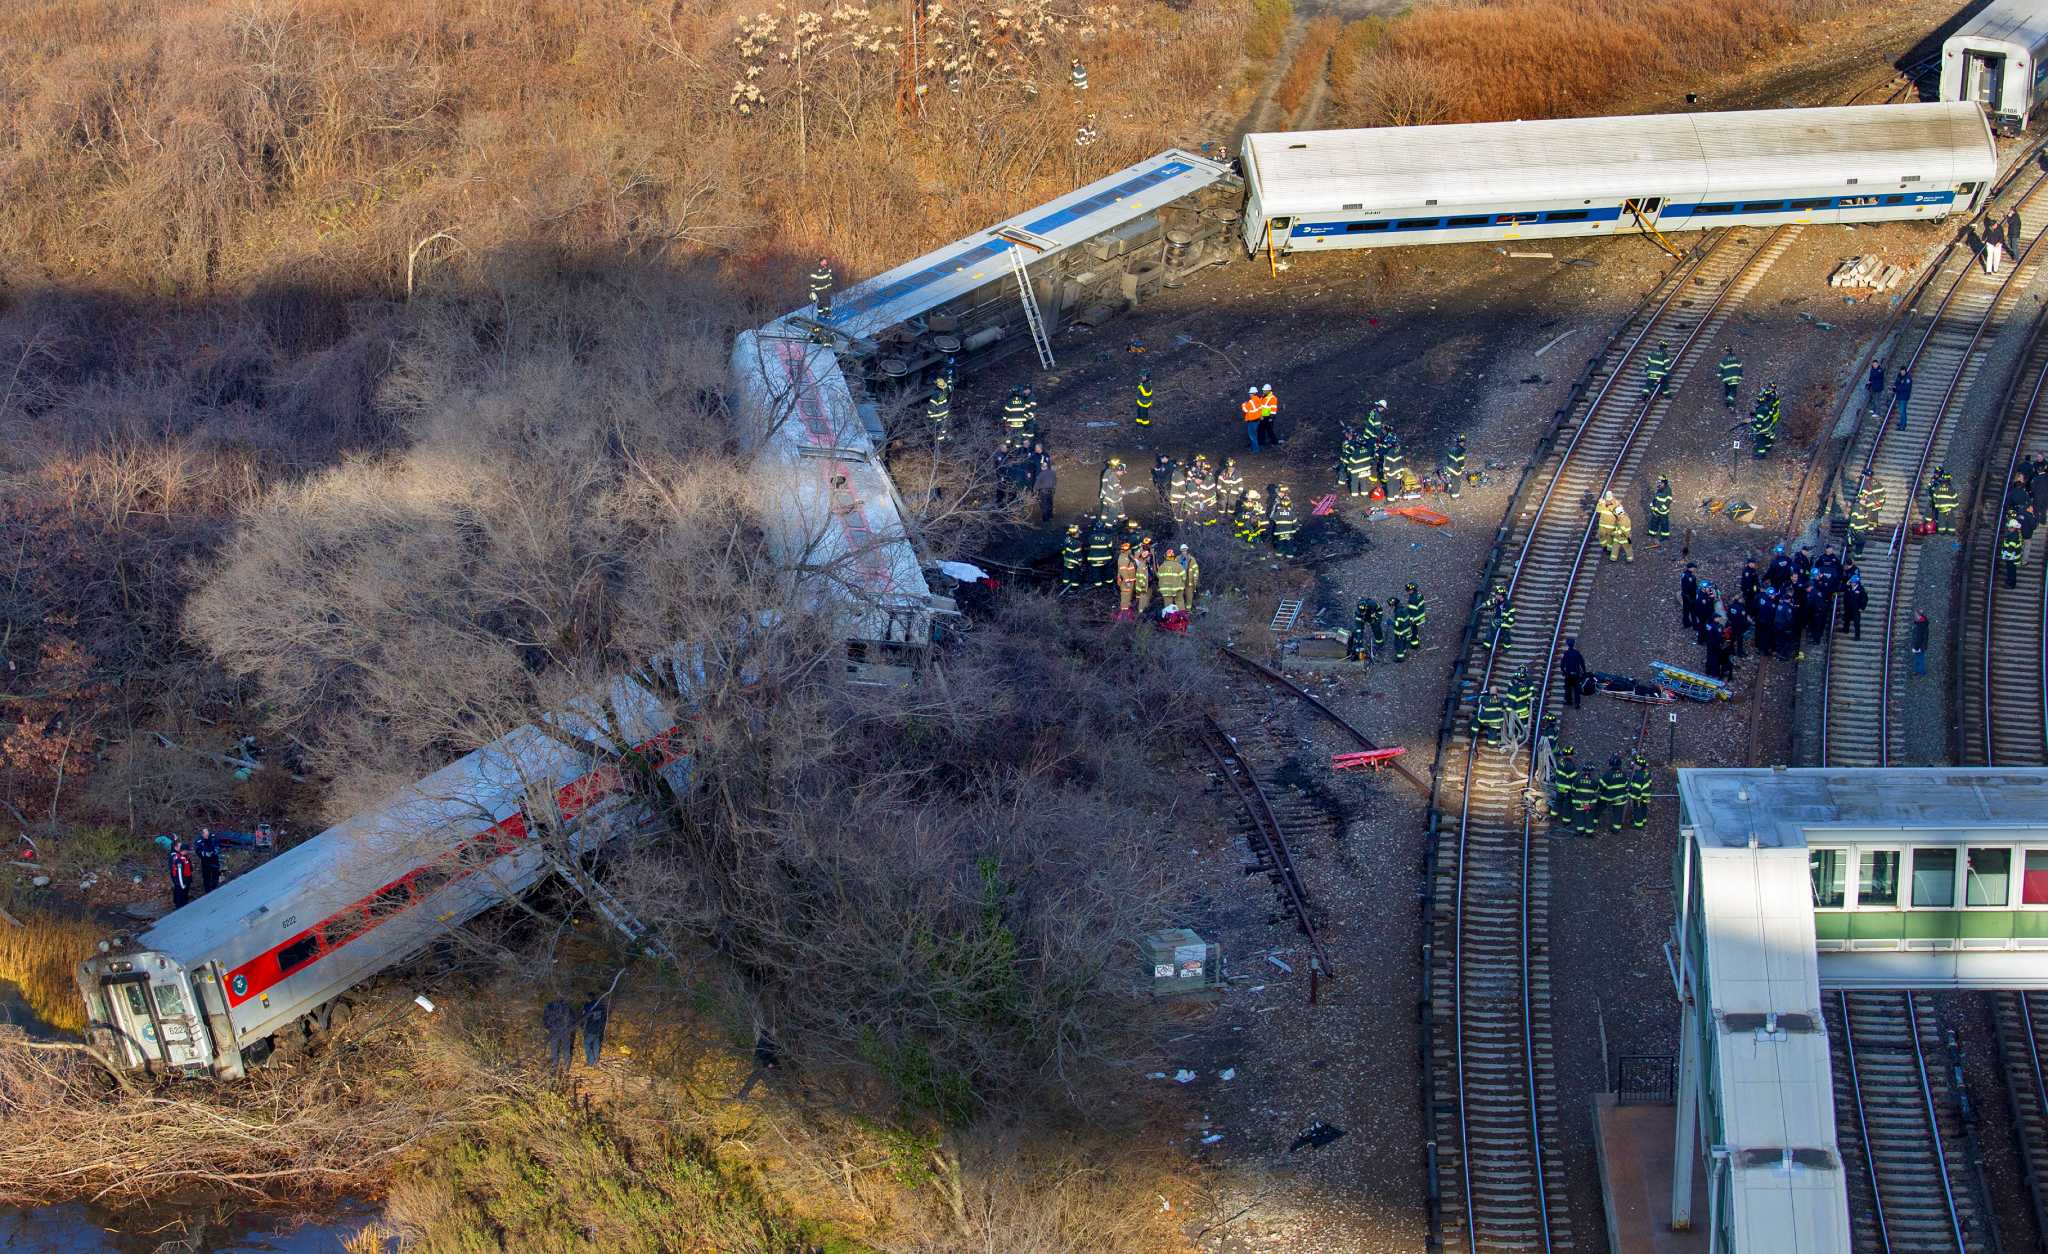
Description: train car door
xmin=100 ymin=970 xmax=215 ymax=1074
xmin=1965 ymin=51 xmax=2005 ymax=111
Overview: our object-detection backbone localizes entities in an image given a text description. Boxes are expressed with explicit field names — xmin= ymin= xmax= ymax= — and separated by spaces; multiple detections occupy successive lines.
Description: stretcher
xmin=1310 ymin=493 xmax=1338 ymax=516
xmin=1588 ymin=671 xmax=1676 ymax=705
xmin=1650 ymin=659 xmax=1733 ymax=702
xmin=1332 ymin=747 xmax=1406 ymax=771
xmin=1385 ymin=505 xmax=1450 ymax=526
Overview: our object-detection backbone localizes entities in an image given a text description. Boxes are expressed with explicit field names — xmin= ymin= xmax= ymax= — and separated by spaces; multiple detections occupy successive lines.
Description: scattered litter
xmin=1797 ymin=311 xmax=1837 ymax=331
xmin=1563 ymin=257 xmax=1597 ymax=268
xmin=1533 ymin=329 xmax=1577 ymax=358
xmin=1201 ymin=1133 xmax=1225 ymax=1144
xmin=1175 ymin=1069 xmax=1198 ymax=1083
xmin=1159 ymin=1196 xmax=1172 ymax=1212
xmin=1147 ymin=1071 xmax=1167 ymax=1079
xmin=1080 ymin=420 xmax=1119 ymax=428
xmin=1220 ymin=1068 xmax=1237 ymax=1081
xmin=1508 ymin=251 xmax=1555 ymax=259
xmin=1289 ymin=1122 xmax=1348 ymax=1152
xmin=1247 ymin=985 xmax=1265 ymax=993
xmin=1365 ymin=508 xmax=1390 ymax=522
xmin=30 ymin=876 xmax=49 ymax=888
xmin=77 ymin=875 xmax=95 ymax=890
xmin=1266 ymin=954 xmax=1294 ymax=974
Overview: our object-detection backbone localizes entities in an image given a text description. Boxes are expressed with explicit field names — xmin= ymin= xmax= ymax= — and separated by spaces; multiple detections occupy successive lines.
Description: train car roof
xmin=1948 ymin=0 xmax=2048 ymax=51
xmin=730 ymin=330 xmax=934 ymax=644
xmin=1678 ymin=766 xmax=2048 ymax=850
xmin=133 ymin=723 xmax=594 ymax=969
xmin=812 ymin=148 xmax=1233 ymax=340
xmin=1243 ymin=102 xmax=1997 ymax=215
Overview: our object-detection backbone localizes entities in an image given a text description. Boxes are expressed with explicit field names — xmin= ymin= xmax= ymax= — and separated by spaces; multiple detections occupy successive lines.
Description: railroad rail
xmin=1827 ymin=991 xmax=1996 ymax=1254
xmin=1959 ymin=316 xmax=2048 ymax=766
xmin=1819 ymin=163 xmax=2048 ymax=768
xmin=1995 ymin=991 xmax=2048 ymax=1245
xmin=1425 ymin=218 xmax=1797 ymax=1252
xmin=1199 ymin=714 xmax=1333 ymax=977
xmin=1218 ymin=646 xmax=1431 ymax=797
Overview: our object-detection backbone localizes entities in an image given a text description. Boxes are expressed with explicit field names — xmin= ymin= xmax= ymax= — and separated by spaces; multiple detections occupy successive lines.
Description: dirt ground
xmin=953 ymin=2 xmax=1986 ymax=1248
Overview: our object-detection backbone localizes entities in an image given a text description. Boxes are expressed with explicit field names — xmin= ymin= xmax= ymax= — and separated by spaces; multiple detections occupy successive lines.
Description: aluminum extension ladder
xmin=1007 ymin=244 xmax=1057 ymax=370
xmin=544 ymin=851 xmax=679 ymax=966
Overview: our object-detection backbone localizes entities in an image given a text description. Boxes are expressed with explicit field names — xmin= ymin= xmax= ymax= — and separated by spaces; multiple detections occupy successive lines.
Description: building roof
xmin=1242 ymin=103 xmax=1996 ymax=216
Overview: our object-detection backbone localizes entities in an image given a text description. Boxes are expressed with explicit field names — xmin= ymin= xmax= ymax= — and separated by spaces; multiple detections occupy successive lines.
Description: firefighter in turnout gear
xmin=1181 ymin=549 xmax=1202 ymax=608
xmin=1378 ymin=431 xmax=1409 ymax=497
xmin=1644 ymin=341 xmax=1674 ymax=397
xmin=927 ymin=376 xmax=952 ymax=442
xmin=1351 ymin=598 xmax=1385 ymax=661
xmin=1443 ymin=434 xmax=1468 ymax=496
xmin=808 ymin=260 xmax=834 ymax=320
xmin=1135 ymin=368 xmax=1154 ymax=426
xmin=1234 ymin=487 xmax=1267 ymax=544
xmin=1003 ymin=388 xmax=1033 ymax=444
xmin=1098 ymin=457 xmax=1127 ymax=525
xmin=1061 ymin=523 xmax=1084 ymax=591
xmin=1216 ymin=458 xmax=1246 ymax=517
xmin=1115 ymin=543 xmax=1138 ymax=616
xmin=1155 ymin=546 xmax=1186 ymax=606
xmin=1751 ymin=387 xmax=1780 ymax=459
xmin=1269 ymin=486 xmax=1300 ymax=556
xmin=1473 ymin=688 xmax=1505 ymax=749
xmin=2003 ymin=513 xmax=2026 ymax=588
xmin=1598 ymin=756 xmax=1630 ymax=833
xmin=1070 ymin=58 xmax=1087 ymax=91
xmin=1849 ymin=475 xmax=1885 ymax=559
xmin=1361 ymin=398 xmax=1387 ymax=447
xmin=1405 ymin=582 xmax=1428 ymax=645
xmin=1389 ymin=594 xmax=1419 ymax=661
xmin=1085 ymin=517 xmax=1115 ymax=587
xmin=1339 ymin=428 xmax=1373 ymax=497
xmin=1549 ymin=742 xmax=1578 ymax=827
xmin=1188 ymin=458 xmax=1217 ymax=525
xmin=1168 ymin=465 xmax=1190 ymax=522
xmin=1647 ymin=476 xmax=1673 ymax=544
xmin=1928 ymin=466 xmax=1960 ymax=535
xmin=1133 ymin=546 xmax=1153 ymax=614
xmin=1718 ymin=348 xmax=1743 ymax=408
xmin=1488 ymin=587 xmax=1516 ymax=650
xmin=1627 ymin=753 xmax=1653 ymax=830
xmin=1502 ymin=668 xmax=1535 ymax=747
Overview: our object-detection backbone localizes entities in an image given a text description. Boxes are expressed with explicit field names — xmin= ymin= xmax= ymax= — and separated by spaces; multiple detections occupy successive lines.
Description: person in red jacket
xmin=167 ymin=840 xmax=195 ymax=909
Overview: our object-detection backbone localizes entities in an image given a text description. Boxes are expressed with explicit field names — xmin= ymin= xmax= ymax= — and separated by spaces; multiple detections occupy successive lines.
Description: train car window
xmin=366 ymin=882 xmax=413 ymax=921
xmin=1881 ymin=195 xmax=1905 ymax=206
xmin=1788 ymin=199 xmax=1828 ymax=210
xmin=277 ymin=934 xmax=321 ymax=975
xmin=1498 ymin=214 xmax=1541 ymax=226
xmin=2025 ymin=851 xmax=2048 ymax=905
xmin=1345 ymin=222 xmax=1390 ymax=233
xmin=1858 ymin=850 xmax=1900 ymax=908
xmin=151 ymin=982 xmax=187 ymax=1018
xmin=411 ymin=863 xmax=457 ymax=897
xmin=1910 ymin=848 xmax=1957 ymax=908
xmin=1445 ymin=216 xmax=1488 ymax=227
xmin=1543 ymin=210 xmax=1590 ymax=223
xmin=1809 ymin=849 xmax=1847 ymax=908
xmin=122 ymin=984 xmax=149 ymax=1017
xmin=1691 ymin=204 xmax=1736 ymax=216
xmin=1966 ymin=848 xmax=2012 ymax=906
xmin=320 ymin=910 xmax=368 ymax=949
xmin=1394 ymin=219 xmax=1440 ymax=230
xmin=1739 ymin=202 xmax=1784 ymax=213
xmin=1959 ymin=182 xmax=1979 ymax=195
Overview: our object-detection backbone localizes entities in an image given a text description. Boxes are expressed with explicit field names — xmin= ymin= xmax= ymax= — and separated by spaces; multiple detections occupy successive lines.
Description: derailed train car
xmin=1941 ymin=0 xmax=2048 ymax=134
xmin=1238 ymin=102 xmax=1997 ymax=256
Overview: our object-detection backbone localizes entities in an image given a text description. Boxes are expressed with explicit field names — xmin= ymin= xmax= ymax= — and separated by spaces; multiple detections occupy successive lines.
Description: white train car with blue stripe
xmin=1941 ymin=0 xmax=2048 ymax=134
xmin=1239 ymin=103 xmax=1997 ymax=257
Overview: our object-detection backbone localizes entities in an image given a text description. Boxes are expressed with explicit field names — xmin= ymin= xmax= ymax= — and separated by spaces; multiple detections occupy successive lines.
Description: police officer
xmin=1135 ymin=368 xmax=1154 ymax=427
xmin=1928 ymin=465 xmax=1960 ymax=535
xmin=1718 ymin=347 xmax=1743 ymax=408
xmin=1628 ymin=753 xmax=1653 ymax=830
xmin=1061 ymin=522 xmax=1085 ymax=592
xmin=927 ymin=376 xmax=951 ymax=442
xmin=1270 ymin=486 xmax=1301 ymax=556
xmin=1644 ymin=341 xmax=1674 ymax=398
xmin=1647 ymin=475 xmax=1673 ymax=545
xmin=193 ymin=826 xmax=222 ymax=893
xmin=1473 ymin=688 xmax=1505 ymax=749
xmin=1599 ymin=756 xmax=1630 ymax=833
xmin=1405 ymin=581 xmax=1428 ymax=646
xmin=1443 ymin=434 xmax=1467 ymax=497
xmin=1085 ymin=516 xmax=1115 ymax=588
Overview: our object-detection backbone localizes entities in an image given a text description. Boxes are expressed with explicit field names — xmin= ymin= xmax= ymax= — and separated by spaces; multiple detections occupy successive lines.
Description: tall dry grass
xmin=1273 ymin=15 xmax=1340 ymax=123
xmin=0 ymin=910 xmax=102 ymax=1034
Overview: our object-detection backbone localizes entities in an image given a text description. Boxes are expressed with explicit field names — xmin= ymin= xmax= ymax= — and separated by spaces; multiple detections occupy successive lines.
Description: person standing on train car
xmin=193 ymin=827 xmax=221 ymax=894
xmin=167 ymin=840 xmax=195 ymax=909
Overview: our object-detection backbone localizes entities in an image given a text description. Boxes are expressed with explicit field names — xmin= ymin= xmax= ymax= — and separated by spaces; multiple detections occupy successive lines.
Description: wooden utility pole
xmin=896 ymin=0 xmax=927 ymax=119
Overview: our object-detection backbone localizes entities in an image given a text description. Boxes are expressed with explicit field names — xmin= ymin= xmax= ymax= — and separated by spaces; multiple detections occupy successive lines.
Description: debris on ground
xmin=1828 ymin=253 xmax=1906 ymax=292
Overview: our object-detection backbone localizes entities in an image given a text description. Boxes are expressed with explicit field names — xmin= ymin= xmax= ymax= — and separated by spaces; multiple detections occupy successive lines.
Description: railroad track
xmin=1200 ymin=712 xmax=1334 ymax=977
xmin=1959 ymin=317 xmax=2048 ymax=766
xmin=1820 ymin=165 xmax=2048 ymax=768
xmin=1994 ymin=992 xmax=2048 ymax=1244
xmin=1827 ymin=991 xmax=1997 ymax=1253
xmin=1426 ymin=221 xmax=1797 ymax=1253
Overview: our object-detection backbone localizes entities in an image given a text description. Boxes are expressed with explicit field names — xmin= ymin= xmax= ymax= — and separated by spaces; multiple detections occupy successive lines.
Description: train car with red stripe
xmin=75 ymin=672 xmax=690 ymax=1078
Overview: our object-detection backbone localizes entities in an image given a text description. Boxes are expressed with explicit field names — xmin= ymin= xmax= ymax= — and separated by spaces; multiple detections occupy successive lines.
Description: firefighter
xmin=1234 ymin=487 xmax=1267 ymax=545
xmin=927 ymin=376 xmax=952 ymax=442
xmin=1751 ymin=388 xmax=1780 ymax=460
xmin=1718 ymin=347 xmax=1742 ymax=408
xmin=1377 ymin=430 xmax=1408 ymax=496
xmin=1473 ymin=688 xmax=1505 ymax=749
xmin=1405 ymin=582 xmax=1428 ymax=646
xmin=1647 ymin=476 xmax=1673 ymax=545
xmin=1365 ymin=597 xmax=1387 ymax=659
xmin=1086 ymin=516 xmax=1115 ymax=588
xmin=1168 ymin=464 xmax=1190 ymax=522
xmin=1349 ymin=597 xmax=1374 ymax=660
xmin=1241 ymin=387 xmax=1263 ymax=452
xmin=1595 ymin=490 xmax=1620 ymax=547
xmin=1849 ymin=475 xmax=1885 ymax=559
xmin=1098 ymin=457 xmax=1127 ymax=525
xmin=1070 ymin=57 xmax=1087 ymax=91
xmin=1443 ymin=434 xmax=1468 ymax=497
xmin=1550 ymin=743 xmax=1580 ymax=831
xmin=1060 ymin=522 xmax=1086 ymax=591
xmin=1181 ymin=548 xmax=1202 ymax=608
xmin=1502 ymin=668 xmax=1535 ymax=748
xmin=1339 ymin=428 xmax=1372 ymax=497
xmin=1598 ymin=756 xmax=1630 ymax=833
xmin=1135 ymin=368 xmax=1154 ymax=426
xmin=1188 ymin=458 xmax=1217 ymax=525
xmin=1360 ymin=398 xmax=1387 ymax=447
xmin=1627 ymin=753 xmax=1653 ymax=830
xmin=1389 ymin=594 xmax=1415 ymax=662
xmin=1003 ymin=388 xmax=1032 ymax=442
xmin=1270 ymin=486 xmax=1301 ymax=556
xmin=1605 ymin=502 xmax=1634 ymax=563
xmin=1644 ymin=341 xmax=1673 ymax=397
xmin=2002 ymin=512 xmax=2026 ymax=589
xmin=1156 ymin=545 xmax=1186 ymax=607
xmin=1489 ymin=588 xmax=1516 ymax=650
xmin=1928 ymin=465 xmax=1960 ymax=535
xmin=808 ymin=259 xmax=834 ymax=320
xmin=1115 ymin=543 xmax=1138 ymax=616
xmin=1216 ymin=457 xmax=1246 ymax=516
xmin=1133 ymin=545 xmax=1153 ymax=615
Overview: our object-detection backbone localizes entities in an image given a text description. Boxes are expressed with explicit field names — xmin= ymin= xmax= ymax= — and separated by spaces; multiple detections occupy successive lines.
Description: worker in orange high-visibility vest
xmin=1241 ymin=386 xmax=1263 ymax=452
xmin=1258 ymin=383 xmax=1279 ymax=448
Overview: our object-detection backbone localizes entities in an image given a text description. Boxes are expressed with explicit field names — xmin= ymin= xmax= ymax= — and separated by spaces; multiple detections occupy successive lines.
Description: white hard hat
xmin=1262 ymin=384 xmax=1273 ymax=392
xmin=1248 ymin=386 xmax=1258 ymax=395
xmin=1374 ymin=398 xmax=1387 ymax=407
